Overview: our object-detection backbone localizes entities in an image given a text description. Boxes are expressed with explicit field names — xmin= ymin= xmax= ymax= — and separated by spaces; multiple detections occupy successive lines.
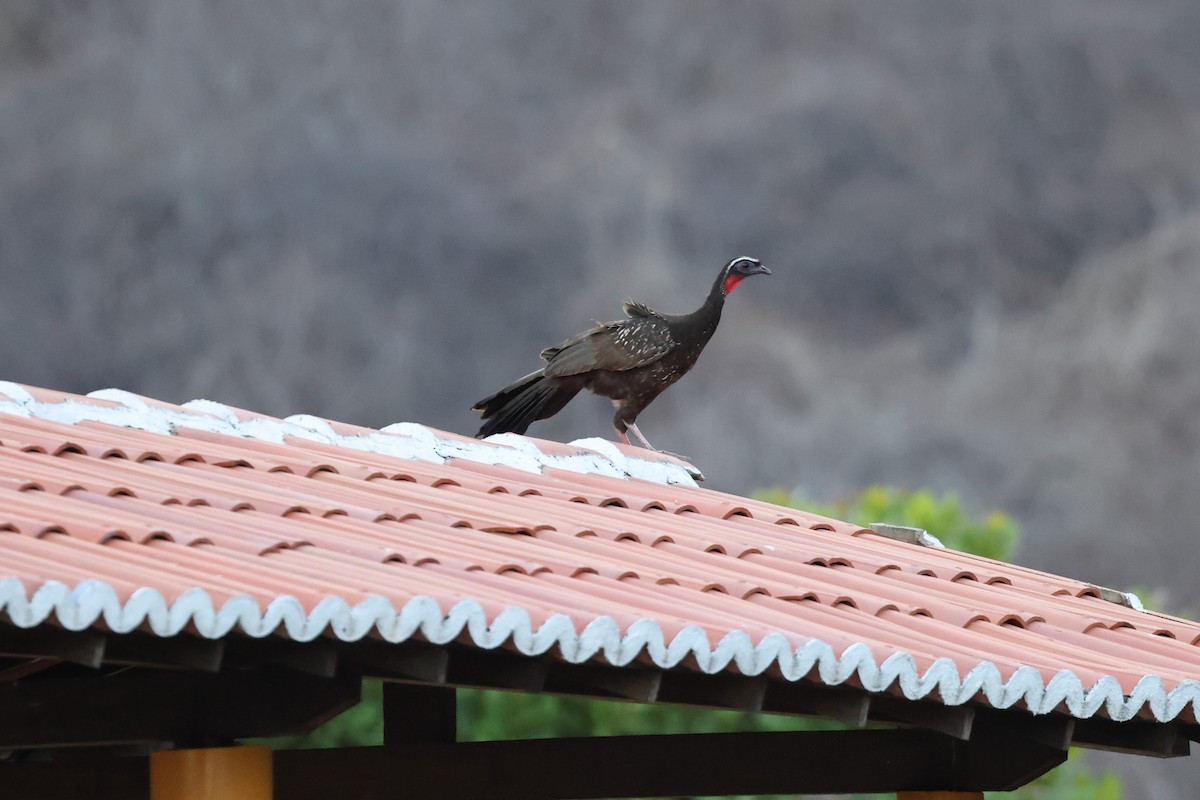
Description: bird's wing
xmin=622 ymin=300 xmax=658 ymax=318
xmin=541 ymin=315 xmax=675 ymax=377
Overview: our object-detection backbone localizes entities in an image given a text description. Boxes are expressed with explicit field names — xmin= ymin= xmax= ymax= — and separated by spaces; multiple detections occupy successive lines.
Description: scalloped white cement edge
xmin=0 ymin=383 xmax=698 ymax=487
xmin=1 ymin=577 xmax=1196 ymax=724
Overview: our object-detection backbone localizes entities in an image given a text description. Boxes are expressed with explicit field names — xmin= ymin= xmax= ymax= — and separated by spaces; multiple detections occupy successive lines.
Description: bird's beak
xmin=754 ymin=264 xmax=772 ymax=276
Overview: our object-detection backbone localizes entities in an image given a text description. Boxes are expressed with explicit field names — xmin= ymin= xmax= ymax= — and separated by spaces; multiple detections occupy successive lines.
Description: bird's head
xmin=719 ymin=256 xmax=771 ymax=295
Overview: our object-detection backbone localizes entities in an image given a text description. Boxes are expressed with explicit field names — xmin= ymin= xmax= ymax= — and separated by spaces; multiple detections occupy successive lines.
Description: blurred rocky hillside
xmin=3 ymin=7 xmax=1200 ymax=792
xmin=5 ymin=0 xmax=1200 ymax=583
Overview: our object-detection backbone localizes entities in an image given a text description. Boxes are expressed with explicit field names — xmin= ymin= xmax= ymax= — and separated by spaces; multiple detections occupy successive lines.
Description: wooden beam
xmin=970 ymin=706 xmax=1185 ymax=760
xmin=1072 ymin=717 xmax=1191 ymax=757
xmin=656 ymin=671 xmax=766 ymax=711
xmin=657 ymin=671 xmax=768 ymax=714
xmin=0 ymin=668 xmax=360 ymax=748
xmin=870 ymin=695 xmax=974 ymax=740
xmin=972 ymin=707 xmax=1073 ymax=752
xmin=383 ymin=683 xmax=456 ymax=745
xmin=951 ymin=718 xmax=1068 ymax=791
xmin=0 ymin=656 xmax=62 ymax=682
xmin=445 ymin=648 xmax=548 ymax=692
xmin=355 ymin=640 xmax=449 ymax=683
xmin=544 ymin=662 xmax=661 ymax=703
xmin=0 ymin=755 xmax=147 ymax=800
xmin=269 ymin=728 xmax=1068 ymax=798
xmin=0 ymin=625 xmax=105 ymax=668
xmin=763 ymin=681 xmax=870 ymax=727
xmin=105 ymin=634 xmax=224 ymax=673
xmin=225 ymin=637 xmax=338 ymax=678
xmin=0 ymin=726 xmax=1072 ymax=799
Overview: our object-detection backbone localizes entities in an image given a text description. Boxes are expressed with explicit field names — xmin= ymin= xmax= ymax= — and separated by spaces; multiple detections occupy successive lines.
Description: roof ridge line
xmin=0 ymin=383 xmax=701 ymax=489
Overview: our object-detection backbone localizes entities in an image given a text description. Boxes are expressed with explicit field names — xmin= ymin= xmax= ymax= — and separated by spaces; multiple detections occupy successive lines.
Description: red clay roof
xmin=0 ymin=381 xmax=1198 ymax=725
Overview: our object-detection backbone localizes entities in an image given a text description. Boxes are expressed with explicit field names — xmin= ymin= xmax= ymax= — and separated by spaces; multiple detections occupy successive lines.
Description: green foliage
xmin=256 ymin=485 xmax=1123 ymax=800
xmin=456 ymin=690 xmax=839 ymax=742
xmin=756 ymin=484 xmax=1019 ymax=562
xmin=990 ymin=748 xmax=1122 ymax=800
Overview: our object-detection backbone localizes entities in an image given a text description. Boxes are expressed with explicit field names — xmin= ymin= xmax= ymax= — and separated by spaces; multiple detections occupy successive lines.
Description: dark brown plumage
xmin=472 ymin=256 xmax=770 ymax=449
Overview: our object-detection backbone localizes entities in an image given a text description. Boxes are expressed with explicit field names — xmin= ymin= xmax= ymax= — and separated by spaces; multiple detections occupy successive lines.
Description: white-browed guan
xmin=473 ymin=256 xmax=770 ymax=449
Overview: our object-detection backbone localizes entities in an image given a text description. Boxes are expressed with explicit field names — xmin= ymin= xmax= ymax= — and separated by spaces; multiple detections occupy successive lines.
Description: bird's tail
xmin=472 ymin=370 xmax=579 ymax=438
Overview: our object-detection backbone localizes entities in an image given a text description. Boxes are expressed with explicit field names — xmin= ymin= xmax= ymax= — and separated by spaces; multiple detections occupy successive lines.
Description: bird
xmin=472 ymin=256 xmax=771 ymax=450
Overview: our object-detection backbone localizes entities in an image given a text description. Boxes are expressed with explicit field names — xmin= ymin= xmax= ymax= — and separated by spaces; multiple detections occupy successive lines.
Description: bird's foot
xmin=627 ymin=423 xmax=655 ymax=450
xmin=613 ymin=425 xmax=688 ymax=461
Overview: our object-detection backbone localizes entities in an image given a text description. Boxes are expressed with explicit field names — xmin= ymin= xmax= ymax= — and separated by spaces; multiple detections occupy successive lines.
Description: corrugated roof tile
xmin=0 ymin=382 xmax=1197 ymax=726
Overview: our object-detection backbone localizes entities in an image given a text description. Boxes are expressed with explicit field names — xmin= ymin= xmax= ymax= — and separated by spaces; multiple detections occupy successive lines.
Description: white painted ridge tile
xmin=12 ymin=387 xmax=696 ymax=487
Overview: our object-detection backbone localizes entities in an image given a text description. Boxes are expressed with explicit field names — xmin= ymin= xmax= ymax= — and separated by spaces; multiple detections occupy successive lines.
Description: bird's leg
xmin=613 ymin=405 xmax=635 ymax=447
xmin=627 ymin=423 xmax=656 ymax=451
xmin=616 ymin=422 xmax=690 ymax=461
xmin=629 ymin=422 xmax=693 ymax=461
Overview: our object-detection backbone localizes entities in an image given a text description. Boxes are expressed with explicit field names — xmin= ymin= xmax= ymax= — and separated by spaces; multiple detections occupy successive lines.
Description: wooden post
xmin=898 ymin=793 xmax=985 ymax=800
xmin=383 ymin=682 xmax=456 ymax=744
xmin=150 ymin=745 xmax=272 ymax=800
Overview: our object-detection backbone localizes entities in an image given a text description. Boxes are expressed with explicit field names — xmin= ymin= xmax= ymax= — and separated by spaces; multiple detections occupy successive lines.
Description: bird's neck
xmin=705 ymin=270 xmax=736 ymax=308
xmin=683 ymin=277 xmax=726 ymax=330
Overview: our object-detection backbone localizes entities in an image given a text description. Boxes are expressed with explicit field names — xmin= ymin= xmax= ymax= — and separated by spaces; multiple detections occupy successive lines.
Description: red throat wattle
xmin=722 ymin=274 xmax=744 ymax=294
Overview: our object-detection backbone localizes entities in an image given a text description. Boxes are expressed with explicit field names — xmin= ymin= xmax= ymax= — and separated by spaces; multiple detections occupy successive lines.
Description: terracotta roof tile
xmin=0 ymin=381 xmax=1198 ymax=726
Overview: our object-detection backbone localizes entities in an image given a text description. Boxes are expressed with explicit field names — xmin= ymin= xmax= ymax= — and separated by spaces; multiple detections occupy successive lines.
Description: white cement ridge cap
xmin=0 ymin=385 xmax=699 ymax=488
